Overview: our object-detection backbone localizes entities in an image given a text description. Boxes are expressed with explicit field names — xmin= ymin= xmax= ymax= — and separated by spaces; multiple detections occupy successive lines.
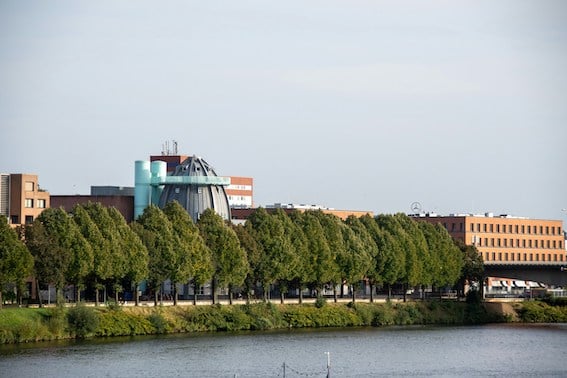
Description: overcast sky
xmin=1 ymin=1 xmax=566 ymax=220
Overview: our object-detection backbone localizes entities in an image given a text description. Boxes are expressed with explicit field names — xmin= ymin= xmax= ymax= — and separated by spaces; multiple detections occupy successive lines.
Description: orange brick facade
xmin=414 ymin=215 xmax=566 ymax=264
xmin=2 ymin=174 xmax=50 ymax=226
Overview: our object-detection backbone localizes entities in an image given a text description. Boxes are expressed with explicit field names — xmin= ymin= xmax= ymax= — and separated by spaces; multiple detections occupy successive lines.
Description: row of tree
xmin=0 ymin=202 xmax=483 ymax=308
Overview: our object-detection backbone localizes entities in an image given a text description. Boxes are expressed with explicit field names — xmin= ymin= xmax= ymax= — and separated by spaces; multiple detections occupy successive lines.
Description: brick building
xmin=0 ymin=173 xmax=50 ymax=226
xmin=412 ymin=213 xmax=565 ymax=264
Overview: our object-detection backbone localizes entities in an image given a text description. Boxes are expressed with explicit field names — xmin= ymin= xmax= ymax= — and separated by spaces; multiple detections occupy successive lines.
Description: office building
xmin=412 ymin=213 xmax=565 ymax=264
xmin=0 ymin=173 xmax=50 ymax=226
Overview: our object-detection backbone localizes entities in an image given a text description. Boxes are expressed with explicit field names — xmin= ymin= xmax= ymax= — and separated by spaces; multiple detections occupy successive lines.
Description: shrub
xmin=352 ymin=303 xmax=375 ymax=326
xmin=315 ymin=296 xmax=327 ymax=308
xmin=148 ymin=312 xmax=167 ymax=334
xmin=372 ymin=304 xmax=395 ymax=326
xmin=67 ymin=305 xmax=99 ymax=338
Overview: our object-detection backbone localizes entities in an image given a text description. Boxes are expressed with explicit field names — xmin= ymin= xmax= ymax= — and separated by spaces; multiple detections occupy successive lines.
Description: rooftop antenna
xmin=161 ymin=140 xmax=179 ymax=156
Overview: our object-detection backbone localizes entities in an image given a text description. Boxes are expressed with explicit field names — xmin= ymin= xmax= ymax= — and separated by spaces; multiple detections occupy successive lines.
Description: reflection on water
xmin=1 ymin=324 xmax=566 ymax=377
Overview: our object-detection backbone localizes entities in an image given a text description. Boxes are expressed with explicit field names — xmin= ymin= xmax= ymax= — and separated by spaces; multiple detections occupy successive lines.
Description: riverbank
xmin=1 ymin=299 xmax=566 ymax=344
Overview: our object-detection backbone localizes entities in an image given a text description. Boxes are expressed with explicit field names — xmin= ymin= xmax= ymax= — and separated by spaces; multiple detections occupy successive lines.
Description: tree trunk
xmin=351 ymin=284 xmax=356 ymax=303
xmin=263 ymin=283 xmax=268 ymax=302
xmin=36 ymin=280 xmax=43 ymax=308
xmin=193 ymin=281 xmax=198 ymax=305
xmin=173 ymin=282 xmax=178 ymax=306
xmin=16 ymin=283 xmax=22 ymax=306
xmin=95 ymin=282 xmax=100 ymax=307
xmin=134 ymin=283 xmax=140 ymax=306
xmin=333 ymin=286 xmax=338 ymax=303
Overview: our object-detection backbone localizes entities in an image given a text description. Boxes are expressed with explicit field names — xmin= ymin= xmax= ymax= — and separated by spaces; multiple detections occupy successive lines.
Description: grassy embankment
xmin=1 ymin=298 xmax=566 ymax=344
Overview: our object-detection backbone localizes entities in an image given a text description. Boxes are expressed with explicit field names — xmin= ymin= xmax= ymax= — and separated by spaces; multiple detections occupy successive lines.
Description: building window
xmin=24 ymin=181 xmax=34 ymax=191
xmin=37 ymin=199 xmax=46 ymax=209
xmin=24 ymin=198 xmax=33 ymax=208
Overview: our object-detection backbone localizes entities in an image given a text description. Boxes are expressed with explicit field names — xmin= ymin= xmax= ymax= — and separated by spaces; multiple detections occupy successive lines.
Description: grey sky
xmin=1 ymin=1 xmax=566 ymax=220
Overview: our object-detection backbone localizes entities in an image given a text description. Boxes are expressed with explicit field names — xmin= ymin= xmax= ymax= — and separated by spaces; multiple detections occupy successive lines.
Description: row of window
xmin=474 ymin=237 xmax=564 ymax=249
xmin=24 ymin=198 xmax=46 ymax=208
xmin=464 ymin=222 xmax=562 ymax=235
xmin=484 ymin=251 xmax=565 ymax=262
xmin=10 ymin=215 xmax=34 ymax=225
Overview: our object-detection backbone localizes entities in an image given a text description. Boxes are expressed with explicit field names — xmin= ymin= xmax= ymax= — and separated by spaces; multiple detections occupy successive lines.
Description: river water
xmin=1 ymin=324 xmax=566 ymax=377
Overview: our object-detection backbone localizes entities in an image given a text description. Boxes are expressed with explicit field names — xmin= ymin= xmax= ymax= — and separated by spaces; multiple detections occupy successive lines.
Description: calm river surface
xmin=1 ymin=324 xmax=566 ymax=377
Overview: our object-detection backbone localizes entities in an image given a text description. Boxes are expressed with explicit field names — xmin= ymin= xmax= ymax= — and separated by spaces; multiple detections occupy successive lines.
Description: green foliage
xmin=516 ymin=301 xmax=567 ymax=323
xmin=66 ymin=305 xmax=99 ymax=338
xmin=315 ymin=296 xmax=327 ymax=308
xmin=0 ymin=218 xmax=33 ymax=307
xmin=466 ymin=289 xmax=482 ymax=304
xmin=198 ymin=209 xmax=248 ymax=301
xmin=0 ymin=308 xmax=53 ymax=343
xmin=148 ymin=312 xmax=168 ymax=334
